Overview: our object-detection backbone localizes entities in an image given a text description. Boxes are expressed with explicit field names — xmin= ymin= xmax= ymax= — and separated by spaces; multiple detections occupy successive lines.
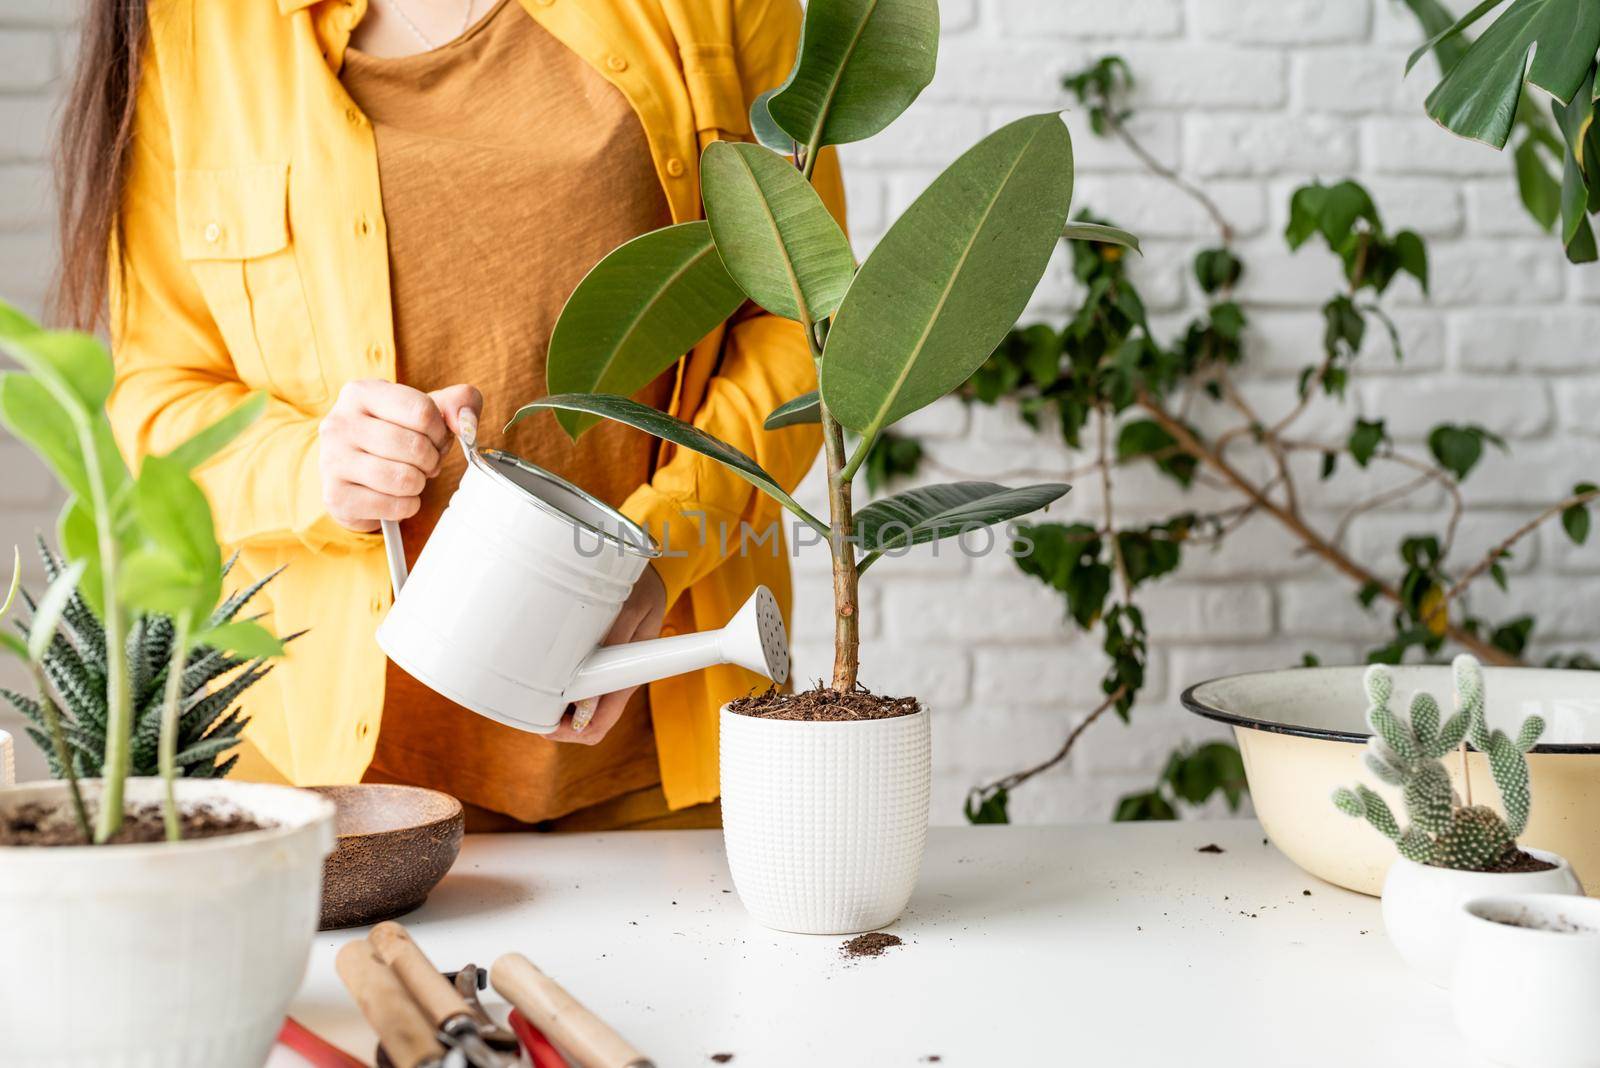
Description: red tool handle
xmin=277 ymin=1017 xmax=370 ymax=1068
xmin=508 ymin=1009 xmax=571 ymax=1068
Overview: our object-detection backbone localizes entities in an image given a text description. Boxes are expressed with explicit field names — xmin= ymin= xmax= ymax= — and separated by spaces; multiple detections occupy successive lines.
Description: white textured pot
xmin=720 ymin=705 xmax=930 ymax=935
xmin=1382 ymin=849 xmax=1582 ymax=987
xmin=0 ymin=777 xmax=336 ymax=1068
xmin=1454 ymin=893 xmax=1600 ymax=1068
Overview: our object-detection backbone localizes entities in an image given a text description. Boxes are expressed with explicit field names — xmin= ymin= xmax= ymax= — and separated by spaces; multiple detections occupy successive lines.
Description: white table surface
xmin=274 ymin=819 xmax=1490 ymax=1067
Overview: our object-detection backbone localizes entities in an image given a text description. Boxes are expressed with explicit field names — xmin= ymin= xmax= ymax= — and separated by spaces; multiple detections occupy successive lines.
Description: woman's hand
xmin=548 ymin=565 xmax=667 ymax=745
xmin=319 ymin=380 xmax=483 ymax=532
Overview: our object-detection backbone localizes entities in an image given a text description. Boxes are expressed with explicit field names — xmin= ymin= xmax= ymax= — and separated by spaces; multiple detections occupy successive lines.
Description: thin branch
xmin=1448 ymin=487 xmax=1600 ymax=604
xmin=1105 ymin=117 xmax=1234 ymax=243
xmin=1137 ymin=391 xmax=1518 ymax=667
xmin=976 ymin=686 xmax=1129 ymax=797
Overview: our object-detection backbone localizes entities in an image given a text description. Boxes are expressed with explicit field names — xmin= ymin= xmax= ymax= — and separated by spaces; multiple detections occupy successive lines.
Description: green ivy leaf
xmin=1116 ymin=419 xmax=1197 ymax=487
xmin=964 ymin=786 xmax=1009 ymax=824
xmin=1348 ymin=418 xmax=1387 ymax=467
xmin=1427 ymin=424 xmax=1503 ymax=480
xmin=1114 ymin=790 xmax=1177 ymax=821
xmin=1193 ymin=247 xmax=1243 ymax=294
xmin=1563 ymin=487 xmax=1594 ymax=544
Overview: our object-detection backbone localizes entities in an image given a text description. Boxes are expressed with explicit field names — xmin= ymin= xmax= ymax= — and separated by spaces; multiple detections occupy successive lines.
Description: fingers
xmin=340 ymin=416 xmax=443 ymax=477
xmin=430 ymin=384 xmax=484 ymax=438
xmin=325 ymin=449 xmax=428 ymax=500
xmin=322 ymin=483 xmax=421 ymax=531
xmin=549 ymin=689 xmax=635 ymax=746
xmin=345 ymin=379 xmax=450 ymax=449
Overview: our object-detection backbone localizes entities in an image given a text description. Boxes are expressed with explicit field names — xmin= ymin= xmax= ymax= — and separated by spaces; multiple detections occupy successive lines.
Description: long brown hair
xmin=54 ymin=0 xmax=148 ymax=331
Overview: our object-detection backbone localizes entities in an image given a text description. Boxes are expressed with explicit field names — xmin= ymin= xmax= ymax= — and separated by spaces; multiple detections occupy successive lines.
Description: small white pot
xmin=720 ymin=704 xmax=930 ymax=934
xmin=0 ymin=777 xmax=336 ymax=1068
xmin=1454 ymin=893 xmax=1600 ymax=1068
xmin=1382 ymin=849 xmax=1583 ymax=986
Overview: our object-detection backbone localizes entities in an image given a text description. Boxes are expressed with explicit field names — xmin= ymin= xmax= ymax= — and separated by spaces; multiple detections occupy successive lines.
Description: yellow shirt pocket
xmin=679 ymin=44 xmax=751 ymax=140
xmin=176 ymin=163 xmax=328 ymax=407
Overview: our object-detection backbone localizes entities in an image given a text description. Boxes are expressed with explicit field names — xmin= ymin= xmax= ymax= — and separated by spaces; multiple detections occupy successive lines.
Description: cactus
xmin=1330 ymin=656 xmax=1544 ymax=872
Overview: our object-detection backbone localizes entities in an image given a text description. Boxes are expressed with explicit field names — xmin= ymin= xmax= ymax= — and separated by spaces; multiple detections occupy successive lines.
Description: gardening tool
xmin=277 ymin=1017 xmax=370 ymax=1068
xmin=507 ymin=1010 xmax=574 ymax=1068
xmin=335 ymin=941 xmax=460 ymax=1068
xmin=446 ymin=965 xmax=519 ymax=1055
xmin=490 ymin=952 xmax=654 ymax=1068
xmin=369 ymin=922 xmax=519 ymax=1068
xmin=376 ymin=411 xmax=790 ymax=735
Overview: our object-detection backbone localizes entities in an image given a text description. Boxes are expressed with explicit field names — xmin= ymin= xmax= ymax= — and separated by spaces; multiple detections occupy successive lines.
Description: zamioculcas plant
xmin=3 ymin=540 xmax=287 ymax=784
xmin=509 ymin=0 xmax=1129 ymax=695
xmin=0 ymin=301 xmax=283 ymax=841
xmin=1333 ymin=656 xmax=1547 ymax=872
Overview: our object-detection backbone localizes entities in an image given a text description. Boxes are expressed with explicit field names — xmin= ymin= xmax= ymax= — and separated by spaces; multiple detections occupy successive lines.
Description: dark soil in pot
xmin=730 ymin=685 xmax=920 ymax=721
xmin=0 ymin=800 xmax=268 ymax=846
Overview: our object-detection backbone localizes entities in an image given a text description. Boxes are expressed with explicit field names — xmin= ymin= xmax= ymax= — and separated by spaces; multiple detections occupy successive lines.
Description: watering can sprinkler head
xmin=562 ymin=586 xmax=790 ymax=704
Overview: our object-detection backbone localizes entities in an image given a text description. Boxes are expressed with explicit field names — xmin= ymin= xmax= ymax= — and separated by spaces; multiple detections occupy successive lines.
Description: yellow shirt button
xmin=606 ymin=54 xmax=628 ymax=72
xmin=355 ymin=215 xmax=372 ymax=236
xmin=346 ymin=107 xmax=363 ymax=126
xmin=666 ymin=157 xmax=686 ymax=178
xmin=203 ymin=222 xmax=222 ymax=244
xmin=369 ymin=597 xmax=384 ymax=614
xmin=367 ymin=343 xmax=384 ymax=365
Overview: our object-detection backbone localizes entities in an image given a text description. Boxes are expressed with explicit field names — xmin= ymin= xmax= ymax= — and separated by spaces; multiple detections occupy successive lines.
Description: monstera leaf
xmin=854 ymin=481 xmax=1071 ymax=569
xmin=1423 ymin=0 xmax=1600 ymax=149
xmin=767 ymin=0 xmax=940 ymax=152
xmin=820 ymin=113 xmax=1075 ymax=446
xmin=701 ymin=141 xmax=855 ymax=322
xmin=510 ymin=394 xmax=828 ymax=536
xmin=545 ymin=222 xmax=746 ymax=437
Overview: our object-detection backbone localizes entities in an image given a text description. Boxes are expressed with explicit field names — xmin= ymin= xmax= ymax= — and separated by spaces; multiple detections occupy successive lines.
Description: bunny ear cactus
xmin=1331 ymin=656 xmax=1545 ymax=872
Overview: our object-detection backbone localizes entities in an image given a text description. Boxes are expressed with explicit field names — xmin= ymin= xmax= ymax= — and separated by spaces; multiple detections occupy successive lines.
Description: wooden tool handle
xmin=368 ymin=921 xmax=472 ymax=1030
xmin=334 ymin=941 xmax=443 ymax=1068
xmin=490 ymin=953 xmax=653 ymax=1068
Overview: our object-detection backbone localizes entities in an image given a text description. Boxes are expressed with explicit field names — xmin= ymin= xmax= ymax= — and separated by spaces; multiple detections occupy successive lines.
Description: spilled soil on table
xmin=840 ymin=932 xmax=903 ymax=959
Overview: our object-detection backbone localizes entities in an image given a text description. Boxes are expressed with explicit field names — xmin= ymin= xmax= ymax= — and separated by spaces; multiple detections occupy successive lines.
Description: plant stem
xmin=973 ymin=686 xmax=1128 ymax=798
xmin=1447 ymin=487 xmax=1600 ymax=603
xmin=31 ymin=661 xmax=90 ymax=842
xmin=76 ymin=430 xmax=130 ymax=843
xmin=820 ymin=406 xmax=861 ymax=691
xmin=157 ymin=617 xmax=190 ymax=842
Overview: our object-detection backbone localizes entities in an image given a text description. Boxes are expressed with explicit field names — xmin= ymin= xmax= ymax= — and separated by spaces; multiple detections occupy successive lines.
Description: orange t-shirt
xmin=341 ymin=0 xmax=674 ymax=823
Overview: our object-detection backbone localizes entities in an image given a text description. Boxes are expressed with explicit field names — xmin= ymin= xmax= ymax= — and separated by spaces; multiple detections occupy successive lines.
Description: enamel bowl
xmin=1183 ymin=666 xmax=1600 ymax=896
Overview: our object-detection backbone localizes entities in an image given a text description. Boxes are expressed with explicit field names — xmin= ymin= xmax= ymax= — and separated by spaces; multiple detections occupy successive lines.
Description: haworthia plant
xmin=517 ymin=0 xmax=1088 ymax=691
xmin=1331 ymin=656 xmax=1545 ymax=871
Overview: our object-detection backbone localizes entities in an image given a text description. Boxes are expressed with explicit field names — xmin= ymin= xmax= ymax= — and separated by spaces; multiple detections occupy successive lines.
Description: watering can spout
xmin=563 ymin=586 xmax=791 ymax=704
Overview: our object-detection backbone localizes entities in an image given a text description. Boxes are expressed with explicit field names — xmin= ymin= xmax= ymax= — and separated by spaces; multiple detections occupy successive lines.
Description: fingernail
xmin=571 ymin=698 xmax=597 ymax=733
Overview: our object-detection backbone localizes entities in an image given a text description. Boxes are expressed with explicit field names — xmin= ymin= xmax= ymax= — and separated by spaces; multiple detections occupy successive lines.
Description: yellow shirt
xmin=107 ymin=0 xmax=840 ymax=807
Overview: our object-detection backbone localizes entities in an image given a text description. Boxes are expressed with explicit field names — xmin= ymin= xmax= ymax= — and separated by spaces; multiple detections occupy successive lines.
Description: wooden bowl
xmin=310 ymin=784 xmax=464 ymax=930
xmin=1183 ymin=666 xmax=1600 ymax=897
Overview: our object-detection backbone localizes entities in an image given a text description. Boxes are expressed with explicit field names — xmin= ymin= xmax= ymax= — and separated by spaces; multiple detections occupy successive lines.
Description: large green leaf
xmin=820 ymin=113 xmax=1075 ymax=440
xmin=763 ymin=390 xmax=821 ymax=430
xmin=1424 ymin=0 xmax=1600 ymax=149
xmin=855 ymin=481 xmax=1070 ymax=569
xmin=0 ymin=323 xmax=114 ymax=414
xmin=1551 ymin=70 xmax=1600 ymax=261
xmin=165 ymin=392 xmax=266 ymax=472
xmin=545 ymin=222 xmax=746 ymax=438
xmin=509 ymin=394 xmax=828 ymax=535
xmin=767 ymin=0 xmax=940 ymax=151
xmin=701 ymin=142 xmax=855 ymax=323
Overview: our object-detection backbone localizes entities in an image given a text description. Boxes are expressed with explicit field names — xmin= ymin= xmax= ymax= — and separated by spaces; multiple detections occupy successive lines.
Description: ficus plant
xmin=0 ymin=301 xmax=284 ymax=842
xmin=1402 ymin=0 xmax=1600 ymax=262
xmin=508 ymin=0 xmax=1127 ymax=694
xmin=884 ymin=55 xmax=1598 ymax=824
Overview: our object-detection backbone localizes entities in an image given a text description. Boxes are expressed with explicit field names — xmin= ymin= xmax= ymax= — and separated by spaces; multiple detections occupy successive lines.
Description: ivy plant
xmin=876 ymin=56 xmax=1598 ymax=824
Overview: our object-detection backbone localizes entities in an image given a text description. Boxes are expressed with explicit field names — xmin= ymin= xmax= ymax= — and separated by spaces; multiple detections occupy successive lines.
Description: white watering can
xmin=375 ymin=414 xmax=790 ymax=734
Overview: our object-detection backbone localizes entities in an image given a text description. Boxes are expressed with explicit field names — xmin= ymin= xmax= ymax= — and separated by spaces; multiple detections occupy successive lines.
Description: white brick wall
xmin=1 ymin=1 xmax=1596 ymax=823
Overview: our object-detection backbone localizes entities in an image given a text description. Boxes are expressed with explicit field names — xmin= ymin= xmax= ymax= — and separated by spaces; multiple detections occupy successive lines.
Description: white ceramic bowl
xmin=1183 ymin=666 xmax=1600 ymax=896
xmin=0 ymin=777 xmax=336 ymax=1067
xmin=1454 ymin=894 xmax=1600 ymax=1067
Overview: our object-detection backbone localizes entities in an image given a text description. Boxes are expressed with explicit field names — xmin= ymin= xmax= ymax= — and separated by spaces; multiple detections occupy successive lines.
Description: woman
xmin=55 ymin=0 xmax=840 ymax=830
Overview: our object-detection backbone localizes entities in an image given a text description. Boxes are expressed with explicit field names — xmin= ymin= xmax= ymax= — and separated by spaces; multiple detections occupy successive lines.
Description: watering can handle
xmin=381 ymin=520 xmax=408 ymax=595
